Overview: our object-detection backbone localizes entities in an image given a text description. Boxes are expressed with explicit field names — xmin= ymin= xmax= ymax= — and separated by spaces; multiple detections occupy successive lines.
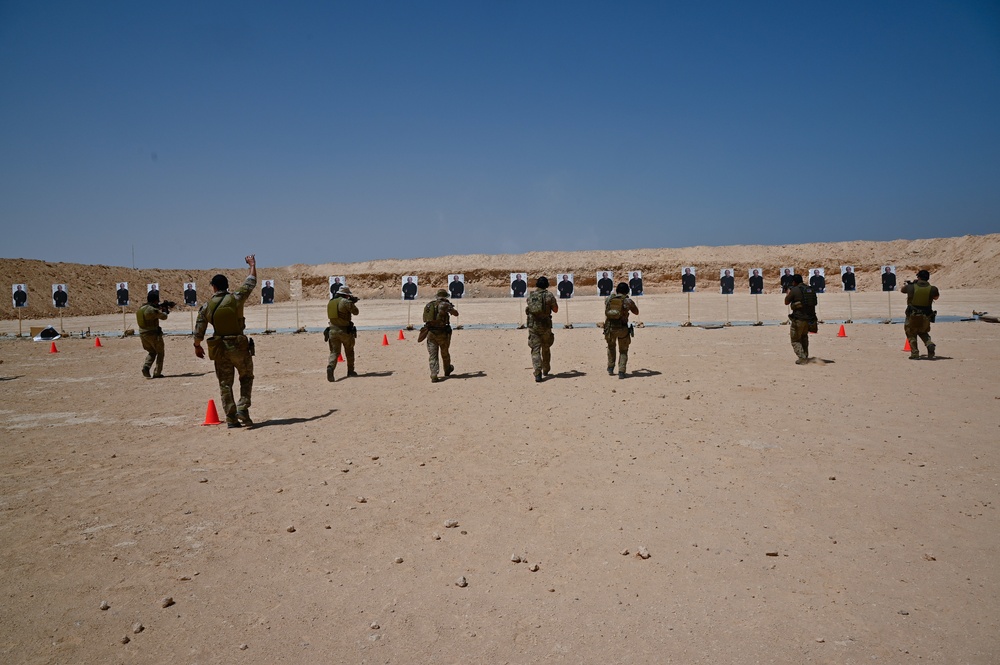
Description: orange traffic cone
xmin=398 ymin=329 xmax=406 ymax=340
xmin=201 ymin=399 xmax=222 ymax=426
xmin=837 ymin=325 xmax=846 ymax=337
xmin=382 ymin=334 xmax=389 ymax=346
xmin=94 ymin=337 xmax=103 ymax=347
xmin=49 ymin=342 xmax=58 ymax=353
xmin=903 ymin=339 xmax=911 ymax=352
xmin=338 ymin=353 xmax=345 ymax=362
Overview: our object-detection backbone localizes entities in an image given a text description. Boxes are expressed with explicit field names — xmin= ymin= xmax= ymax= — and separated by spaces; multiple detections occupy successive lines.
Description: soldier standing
xmin=327 ymin=286 xmax=359 ymax=381
xmin=423 ymin=289 xmax=459 ymax=383
xmin=783 ymin=274 xmax=818 ymax=364
xmin=526 ymin=276 xmax=558 ymax=382
xmin=900 ymin=270 xmax=940 ymax=359
xmin=136 ymin=290 xmax=168 ymax=378
xmin=604 ymin=282 xmax=639 ymax=379
xmin=193 ymin=255 xmax=257 ymax=428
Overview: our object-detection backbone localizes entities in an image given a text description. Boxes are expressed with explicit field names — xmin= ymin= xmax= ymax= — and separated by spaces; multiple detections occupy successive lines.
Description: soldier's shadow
xmin=162 ymin=372 xmax=211 ymax=378
xmin=914 ymin=356 xmax=953 ymax=361
xmin=356 ymin=371 xmax=394 ymax=378
xmin=629 ymin=368 xmax=662 ymax=378
xmin=448 ymin=370 xmax=486 ymax=380
xmin=549 ymin=370 xmax=586 ymax=379
xmin=0 ymin=375 xmax=23 ymax=382
xmin=253 ymin=409 xmax=336 ymax=429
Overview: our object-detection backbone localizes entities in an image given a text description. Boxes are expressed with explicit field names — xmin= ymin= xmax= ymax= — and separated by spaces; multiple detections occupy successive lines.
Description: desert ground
xmin=1 ymin=284 xmax=999 ymax=663
xmin=2 ymin=236 xmax=999 ymax=663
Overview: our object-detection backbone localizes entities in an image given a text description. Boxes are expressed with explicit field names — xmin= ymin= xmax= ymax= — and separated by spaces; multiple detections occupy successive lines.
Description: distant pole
xmin=887 ymin=291 xmax=892 ymax=321
xmin=265 ymin=305 xmax=269 ymax=332
xmin=295 ymin=301 xmax=300 ymax=330
xmin=565 ymin=299 xmax=570 ymax=326
xmin=122 ymin=306 xmax=127 ymax=335
xmin=18 ymin=308 xmax=22 ymax=337
xmin=754 ymin=294 xmax=760 ymax=325
xmin=407 ymin=303 xmax=411 ymax=328
xmin=686 ymin=292 xmax=691 ymax=325
xmin=847 ymin=292 xmax=854 ymax=323
xmin=725 ymin=294 xmax=730 ymax=325
xmin=190 ymin=309 xmax=194 ymax=335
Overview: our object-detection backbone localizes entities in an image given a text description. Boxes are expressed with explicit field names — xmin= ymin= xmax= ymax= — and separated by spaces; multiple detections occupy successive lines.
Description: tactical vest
xmin=328 ymin=297 xmax=353 ymax=327
xmin=909 ymin=283 xmax=933 ymax=307
xmin=605 ymin=295 xmax=628 ymax=322
xmin=206 ymin=293 xmax=244 ymax=336
xmin=424 ymin=300 xmax=449 ymax=328
xmin=136 ymin=304 xmax=160 ymax=331
xmin=526 ymin=290 xmax=551 ymax=317
xmin=789 ymin=285 xmax=817 ymax=319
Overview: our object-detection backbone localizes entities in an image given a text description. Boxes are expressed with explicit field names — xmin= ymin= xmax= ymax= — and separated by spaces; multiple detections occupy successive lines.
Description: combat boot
xmin=327 ymin=365 xmax=335 ymax=382
xmin=927 ymin=344 xmax=936 ymax=359
xmin=237 ymin=410 xmax=254 ymax=428
xmin=607 ymin=366 xmax=615 ymax=376
xmin=445 ymin=365 xmax=454 ymax=377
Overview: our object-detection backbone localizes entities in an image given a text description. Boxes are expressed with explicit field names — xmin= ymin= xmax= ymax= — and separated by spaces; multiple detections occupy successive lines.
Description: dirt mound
xmin=2 ymin=234 xmax=997 ymax=319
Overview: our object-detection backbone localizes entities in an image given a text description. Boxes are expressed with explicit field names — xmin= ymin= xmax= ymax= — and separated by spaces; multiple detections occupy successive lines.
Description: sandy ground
xmin=1 ymin=292 xmax=998 ymax=664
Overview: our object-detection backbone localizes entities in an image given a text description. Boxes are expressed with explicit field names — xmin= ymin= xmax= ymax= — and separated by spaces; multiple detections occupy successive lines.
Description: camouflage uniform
xmin=785 ymin=283 xmax=817 ymax=363
xmin=327 ymin=293 xmax=360 ymax=381
xmin=136 ymin=304 xmax=168 ymax=378
xmin=194 ymin=276 xmax=257 ymax=425
xmin=426 ymin=292 xmax=458 ymax=381
xmin=526 ymin=287 xmax=557 ymax=379
xmin=604 ymin=294 xmax=639 ymax=376
xmin=901 ymin=280 xmax=939 ymax=359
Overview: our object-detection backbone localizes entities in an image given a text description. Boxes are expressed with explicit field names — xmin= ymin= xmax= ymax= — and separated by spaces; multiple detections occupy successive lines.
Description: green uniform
xmin=426 ymin=297 xmax=458 ymax=379
xmin=136 ymin=304 xmax=168 ymax=378
xmin=194 ymin=276 xmax=257 ymax=424
xmin=786 ymin=284 xmax=818 ymax=362
xmin=327 ymin=295 xmax=359 ymax=378
xmin=901 ymin=280 xmax=939 ymax=358
xmin=526 ymin=288 xmax=557 ymax=378
xmin=604 ymin=294 xmax=639 ymax=375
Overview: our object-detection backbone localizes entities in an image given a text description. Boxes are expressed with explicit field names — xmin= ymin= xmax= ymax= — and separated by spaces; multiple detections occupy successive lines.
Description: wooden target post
xmin=289 ymin=279 xmax=304 ymax=332
xmin=846 ymin=292 xmax=854 ymax=324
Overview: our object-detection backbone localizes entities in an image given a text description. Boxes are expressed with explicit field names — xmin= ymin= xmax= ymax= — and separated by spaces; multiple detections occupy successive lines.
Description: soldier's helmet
xmin=436 ymin=289 xmax=449 ymax=299
xmin=338 ymin=286 xmax=353 ymax=296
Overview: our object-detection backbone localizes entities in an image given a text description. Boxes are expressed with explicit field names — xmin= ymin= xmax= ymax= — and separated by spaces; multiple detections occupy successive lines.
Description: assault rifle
xmin=158 ymin=300 xmax=177 ymax=313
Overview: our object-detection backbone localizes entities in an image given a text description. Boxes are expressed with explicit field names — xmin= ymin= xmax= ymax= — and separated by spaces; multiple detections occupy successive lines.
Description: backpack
xmin=422 ymin=300 xmax=438 ymax=323
xmin=526 ymin=291 xmax=550 ymax=317
xmin=605 ymin=295 xmax=627 ymax=321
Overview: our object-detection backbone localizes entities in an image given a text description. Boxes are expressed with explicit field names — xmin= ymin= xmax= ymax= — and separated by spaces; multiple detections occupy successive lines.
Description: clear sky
xmin=1 ymin=1 xmax=998 ymax=269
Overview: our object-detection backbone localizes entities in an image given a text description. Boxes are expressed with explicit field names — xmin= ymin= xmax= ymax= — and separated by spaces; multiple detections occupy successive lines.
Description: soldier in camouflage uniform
xmin=783 ymin=273 xmax=818 ymax=364
xmin=136 ymin=289 xmax=168 ymax=378
xmin=194 ymin=255 xmax=257 ymax=428
xmin=526 ymin=276 xmax=558 ymax=383
xmin=425 ymin=289 xmax=459 ymax=383
xmin=327 ymin=286 xmax=360 ymax=382
xmin=604 ymin=282 xmax=639 ymax=379
xmin=900 ymin=269 xmax=940 ymax=359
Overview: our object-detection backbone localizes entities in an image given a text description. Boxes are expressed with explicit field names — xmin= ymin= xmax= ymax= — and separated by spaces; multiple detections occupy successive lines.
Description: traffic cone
xmin=903 ymin=339 xmax=911 ymax=352
xmin=837 ymin=325 xmax=846 ymax=337
xmin=201 ymin=399 xmax=222 ymax=426
xmin=94 ymin=337 xmax=103 ymax=347
xmin=398 ymin=329 xmax=405 ymax=340
xmin=338 ymin=353 xmax=345 ymax=362
xmin=49 ymin=342 xmax=58 ymax=353
xmin=382 ymin=334 xmax=389 ymax=346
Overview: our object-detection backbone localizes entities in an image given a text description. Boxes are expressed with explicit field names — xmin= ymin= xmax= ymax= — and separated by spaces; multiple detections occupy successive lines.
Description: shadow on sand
xmin=252 ymin=409 xmax=336 ymax=429
xmin=626 ymin=368 xmax=663 ymax=378
xmin=446 ymin=370 xmax=487 ymax=380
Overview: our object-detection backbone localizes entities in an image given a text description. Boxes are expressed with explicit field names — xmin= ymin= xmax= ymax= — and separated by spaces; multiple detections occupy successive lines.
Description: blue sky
xmin=1 ymin=1 xmax=998 ymax=269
